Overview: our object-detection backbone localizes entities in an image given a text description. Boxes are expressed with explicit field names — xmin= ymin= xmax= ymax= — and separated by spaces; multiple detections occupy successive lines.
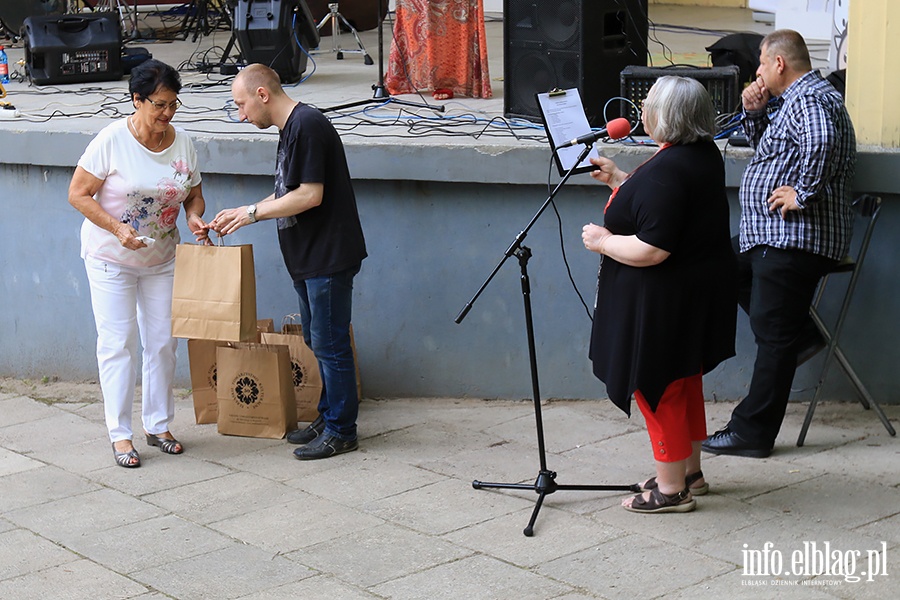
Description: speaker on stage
xmin=504 ymin=0 xmax=648 ymax=126
xmin=233 ymin=0 xmax=320 ymax=84
xmin=23 ymin=13 xmax=123 ymax=86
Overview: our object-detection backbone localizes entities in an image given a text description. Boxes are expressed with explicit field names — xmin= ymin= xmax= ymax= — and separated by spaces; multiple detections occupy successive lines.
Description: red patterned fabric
xmin=385 ymin=0 xmax=492 ymax=99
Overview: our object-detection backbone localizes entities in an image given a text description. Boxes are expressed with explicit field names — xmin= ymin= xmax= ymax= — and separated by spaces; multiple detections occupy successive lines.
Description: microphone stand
xmin=457 ymin=142 xmax=639 ymax=537
xmin=321 ymin=0 xmax=442 ymax=113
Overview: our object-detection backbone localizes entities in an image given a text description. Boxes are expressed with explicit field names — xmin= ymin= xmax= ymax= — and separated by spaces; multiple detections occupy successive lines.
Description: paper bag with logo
xmin=260 ymin=331 xmax=322 ymax=423
xmin=171 ymin=243 xmax=258 ymax=342
xmin=188 ymin=319 xmax=272 ymax=424
xmin=216 ymin=343 xmax=296 ymax=439
xmin=280 ymin=315 xmax=363 ymax=399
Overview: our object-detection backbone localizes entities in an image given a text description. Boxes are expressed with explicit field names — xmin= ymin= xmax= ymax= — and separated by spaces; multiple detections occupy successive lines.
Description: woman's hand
xmin=582 ymin=223 xmax=613 ymax=255
xmin=112 ymin=222 xmax=146 ymax=251
xmin=589 ymin=156 xmax=627 ymax=189
xmin=187 ymin=212 xmax=214 ymax=246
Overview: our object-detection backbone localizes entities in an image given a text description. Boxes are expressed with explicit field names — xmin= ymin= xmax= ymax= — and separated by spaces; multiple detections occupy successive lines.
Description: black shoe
xmin=796 ymin=325 xmax=826 ymax=366
xmin=287 ymin=414 xmax=325 ymax=445
xmin=293 ymin=433 xmax=358 ymax=460
xmin=702 ymin=428 xmax=772 ymax=458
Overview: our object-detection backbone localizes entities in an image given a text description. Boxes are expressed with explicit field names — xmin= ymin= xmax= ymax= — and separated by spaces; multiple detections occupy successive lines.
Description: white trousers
xmin=84 ymin=256 xmax=178 ymax=442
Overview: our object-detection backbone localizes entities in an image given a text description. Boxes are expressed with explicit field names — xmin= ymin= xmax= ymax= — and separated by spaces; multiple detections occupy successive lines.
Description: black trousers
xmin=729 ymin=240 xmax=837 ymax=446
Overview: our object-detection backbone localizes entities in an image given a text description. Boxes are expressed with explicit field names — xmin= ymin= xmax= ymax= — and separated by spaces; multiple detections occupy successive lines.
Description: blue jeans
xmin=293 ymin=264 xmax=360 ymax=440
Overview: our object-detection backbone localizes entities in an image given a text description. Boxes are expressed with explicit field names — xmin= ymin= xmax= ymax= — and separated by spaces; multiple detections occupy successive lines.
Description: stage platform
xmin=0 ymin=4 xmax=777 ymax=183
xmin=2 ymin=5 xmax=899 ymax=405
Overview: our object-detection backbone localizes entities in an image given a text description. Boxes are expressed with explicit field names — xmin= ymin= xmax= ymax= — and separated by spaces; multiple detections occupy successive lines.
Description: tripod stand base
xmin=474 ymin=471 xmax=640 ymax=536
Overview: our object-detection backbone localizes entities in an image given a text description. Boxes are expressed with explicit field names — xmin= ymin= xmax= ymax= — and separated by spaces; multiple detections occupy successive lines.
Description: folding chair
xmin=797 ymin=194 xmax=897 ymax=445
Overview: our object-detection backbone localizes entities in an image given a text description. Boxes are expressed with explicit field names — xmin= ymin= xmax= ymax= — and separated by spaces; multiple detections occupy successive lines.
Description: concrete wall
xmin=1 ymin=132 xmax=899 ymax=403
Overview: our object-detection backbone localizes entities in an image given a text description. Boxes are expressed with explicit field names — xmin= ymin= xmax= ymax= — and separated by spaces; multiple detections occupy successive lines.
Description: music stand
xmin=321 ymin=0 xmax=441 ymax=113
xmin=456 ymin=142 xmax=638 ymax=538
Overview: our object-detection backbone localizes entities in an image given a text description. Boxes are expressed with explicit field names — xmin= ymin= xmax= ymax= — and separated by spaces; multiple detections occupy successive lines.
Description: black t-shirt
xmin=275 ymin=103 xmax=367 ymax=281
xmin=589 ymin=141 xmax=737 ymax=413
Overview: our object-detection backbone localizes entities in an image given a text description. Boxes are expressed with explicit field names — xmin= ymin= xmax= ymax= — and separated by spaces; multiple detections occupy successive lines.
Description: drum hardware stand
xmin=311 ymin=3 xmax=372 ymax=64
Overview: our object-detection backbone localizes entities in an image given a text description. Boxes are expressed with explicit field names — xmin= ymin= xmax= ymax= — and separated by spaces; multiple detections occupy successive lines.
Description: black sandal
xmin=112 ymin=442 xmax=141 ymax=468
xmin=639 ymin=470 xmax=709 ymax=496
xmin=624 ymin=487 xmax=696 ymax=513
xmin=145 ymin=432 xmax=184 ymax=455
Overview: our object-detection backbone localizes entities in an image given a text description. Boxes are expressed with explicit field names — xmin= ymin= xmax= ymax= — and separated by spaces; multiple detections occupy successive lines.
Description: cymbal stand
xmin=456 ymin=142 xmax=639 ymax=537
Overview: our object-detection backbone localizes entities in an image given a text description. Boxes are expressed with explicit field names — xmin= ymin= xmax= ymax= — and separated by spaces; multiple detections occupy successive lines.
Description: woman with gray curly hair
xmin=582 ymin=76 xmax=737 ymax=513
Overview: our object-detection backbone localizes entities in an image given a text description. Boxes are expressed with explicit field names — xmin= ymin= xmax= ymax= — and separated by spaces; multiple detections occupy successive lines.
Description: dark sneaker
xmin=287 ymin=414 xmax=325 ymax=445
xmin=701 ymin=428 xmax=772 ymax=458
xmin=293 ymin=434 xmax=358 ymax=460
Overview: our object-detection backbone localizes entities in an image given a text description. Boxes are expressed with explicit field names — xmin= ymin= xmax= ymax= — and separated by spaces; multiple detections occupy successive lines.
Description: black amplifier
xmin=620 ymin=65 xmax=741 ymax=134
xmin=24 ymin=14 xmax=123 ymax=86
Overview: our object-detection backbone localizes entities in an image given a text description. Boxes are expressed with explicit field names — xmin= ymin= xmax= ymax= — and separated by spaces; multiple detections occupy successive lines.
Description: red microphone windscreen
xmin=606 ymin=118 xmax=632 ymax=140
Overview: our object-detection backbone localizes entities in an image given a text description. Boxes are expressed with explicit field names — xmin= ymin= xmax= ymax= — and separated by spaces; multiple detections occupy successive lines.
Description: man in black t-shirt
xmin=212 ymin=64 xmax=367 ymax=460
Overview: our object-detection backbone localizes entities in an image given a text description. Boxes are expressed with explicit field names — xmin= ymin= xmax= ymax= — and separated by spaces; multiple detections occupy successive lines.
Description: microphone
xmin=556 ymin=118 xmax=631 ymax=149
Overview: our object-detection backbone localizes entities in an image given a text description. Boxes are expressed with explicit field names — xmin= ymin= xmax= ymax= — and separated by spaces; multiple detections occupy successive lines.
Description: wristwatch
xmin=246 ymin=204 xmax=258 ymax=223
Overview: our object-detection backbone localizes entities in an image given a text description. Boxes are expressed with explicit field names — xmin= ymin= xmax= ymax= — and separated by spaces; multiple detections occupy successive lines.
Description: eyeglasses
xmin=143 ymin=97 xmax=182 ymax=111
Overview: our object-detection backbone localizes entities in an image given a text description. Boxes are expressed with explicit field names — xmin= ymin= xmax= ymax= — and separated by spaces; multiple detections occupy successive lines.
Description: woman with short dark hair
xmin=68 ymin=59 xmax=212 ymax=468
xmin=582 ymin=76 xmax=737 ymax=513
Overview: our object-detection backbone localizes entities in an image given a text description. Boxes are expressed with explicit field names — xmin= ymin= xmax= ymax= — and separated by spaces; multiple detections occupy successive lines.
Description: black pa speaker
xmin=504 ymin=0 xmax=648 ymax=126
xmin=23 ymin=13 xmax=123 ymax=86
xmin=234 ymin=0 xmax=320 ymax=84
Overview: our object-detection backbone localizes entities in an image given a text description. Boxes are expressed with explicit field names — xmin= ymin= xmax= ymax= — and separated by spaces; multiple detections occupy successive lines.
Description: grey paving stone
xmin=132 ymin=544 xmax=315 ymax=600
xmin=89 ymin=453 xmax=234 ymax=496
xmin=484 ymin=403 xmax=642 ymax=451
xmin=677 ymin=572 xmax=837 ymax=599
xmin=698 ymin=453 xmax=828 ymax=500
xmin=142 ymin=472 xmax=299 ymax=525
xmin=290 ymin=523 xmax=472 ymax=588
xmin=370 ymin=554 xmax=572 ymax=600
xmin=748 ymin=474 xmax=900 ymax=529
xmin=0 ymin=518 xmax=14 ymax=534
xmin=788 ymin=435 xmax=900 ymax=484
xmin=209 ymin=493 xmax=383 ymax=553
xmin=283 ymin=454 xmax=447 ymax=505
xmin=361 ymin=419 xmax=503 ymax=466
xmin=216 ymin=442 xmax=345 ymax=482
xmin=63 ymin=514 xmax=234 ymax=574
xmin=0 ymin=446 xmax=44 ymax=477
xmin=362 ymin=478 xmax=533 ymax=535
xmin=0 ymin=465 xmax=100 ymax=512
xmin=854 ymin=514 xmax=900 ymax=546
xmin=443 ymin=505 xmax=627 ymax=567
xmin=0 ymin=409 xmax=101 ymax=455
xmin=6 ymin=488 xmax=166 ymax=545
xmin=695 ymin=511 xmax=894 ymax=572
xmin=536 ymin=533 xmax=733 ymax=599
xmin=0 ymin=558 xmax=149 ymax=600
xmin=0 ymin=396 xmax=61 ymax=427
xmin=0 ymin=528 xmax=80 ymax=580
xmin=236 ymin=574 xmax=381 ymax=599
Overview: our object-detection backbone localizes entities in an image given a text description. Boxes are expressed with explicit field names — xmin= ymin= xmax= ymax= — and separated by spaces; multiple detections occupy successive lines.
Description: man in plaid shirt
xmin=704 ymin=29 xmax=856 ymax=458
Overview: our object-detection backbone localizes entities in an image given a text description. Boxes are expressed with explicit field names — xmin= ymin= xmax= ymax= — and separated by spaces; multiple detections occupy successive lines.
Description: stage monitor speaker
xmin=234 ymin=0 xmax=320 ymax=84
xmin=23 ymin=13 xmax=123 ymax=86
xmin=504 ymin=0 xmax=648 ymax=127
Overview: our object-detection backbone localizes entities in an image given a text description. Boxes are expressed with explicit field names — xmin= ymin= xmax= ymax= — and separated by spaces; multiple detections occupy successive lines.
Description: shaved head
xmin=234 ymin=63 xmax=285 ymax=97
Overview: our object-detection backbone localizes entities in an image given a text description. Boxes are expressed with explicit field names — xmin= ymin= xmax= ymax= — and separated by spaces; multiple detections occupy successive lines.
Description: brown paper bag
xmin=280 ymin=315 xmax=363 ymax=400
xmin=260 ymin=331 xmax=322 ymax=423
xmin=216 ymin=343 xmax=296 ymax=439
xmin=171 ymin=243 xmax=258 ymax=342
xmin=188 ymin=318 xmax=272 ymax=424
xmin=187 ymin=339 xmax=228 ymax=424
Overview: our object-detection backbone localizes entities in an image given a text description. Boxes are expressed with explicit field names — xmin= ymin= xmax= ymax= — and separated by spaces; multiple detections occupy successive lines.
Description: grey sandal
xmin=112 ymin=443 xmax=141 ymax=468
xmin=145 ymin=433 xmax=184 ymax=455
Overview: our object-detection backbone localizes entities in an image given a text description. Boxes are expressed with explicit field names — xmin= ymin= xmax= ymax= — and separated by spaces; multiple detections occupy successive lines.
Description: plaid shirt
xmin=739 ymin=70 xmax=856 ymax=261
